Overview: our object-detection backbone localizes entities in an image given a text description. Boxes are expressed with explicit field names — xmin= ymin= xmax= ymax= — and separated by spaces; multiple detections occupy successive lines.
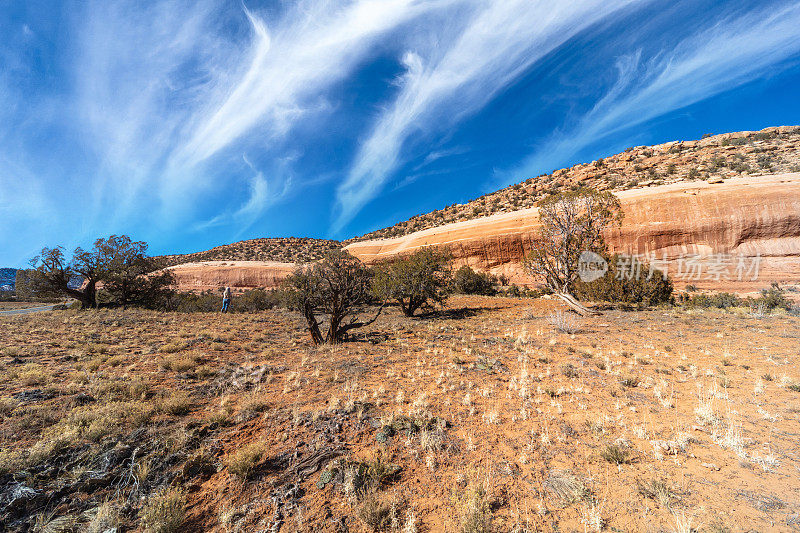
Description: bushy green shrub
xmin=573 ymin=254 xmax=673 ymax=306
xmin=755 ymin=283 xmax=793 ymax=311
xmin=504 ymin=284 xmax=521 ymax=297
xmin=171 ymin=291 xmax=220 ymax=312
xmin=14 ymin=269 xmax=62 ymax=302
xmin=685 ymin=283 xmax=794 ymax=312
xmin=502 ymin=284 xmax=548 ymax=298
xmin=372 ymin=247 xmax=452 ymax=316
xmin=0 ymin=290 xmax=17 ymax=302
xmin=685 ymin=292 xmax=742 ymax=309
xmin=233 ymin=288 xmax=284 ymax=312
xmin=453 ymin=266 xmax=497 ymax=295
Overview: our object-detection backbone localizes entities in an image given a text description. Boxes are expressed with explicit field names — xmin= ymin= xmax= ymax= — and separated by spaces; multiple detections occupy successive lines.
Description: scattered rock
xmin=0 ymin=482 xmax=46 ymax=520
xmin=11 ymin=389 xmax=54 ymax=403
xmin=73 ymin=392 xmax=96 ymax=406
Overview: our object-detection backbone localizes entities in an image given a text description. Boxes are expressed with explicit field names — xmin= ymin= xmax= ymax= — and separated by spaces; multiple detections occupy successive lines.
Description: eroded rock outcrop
xmin=345 ymin=174 xmax=800 ymax=293
xmin=165 ymin=261 xmax=296 ymax=292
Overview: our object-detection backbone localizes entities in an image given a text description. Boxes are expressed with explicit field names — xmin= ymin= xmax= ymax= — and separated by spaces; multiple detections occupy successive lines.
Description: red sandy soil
xmin=1 ymin=297 xmax=799 ymax=532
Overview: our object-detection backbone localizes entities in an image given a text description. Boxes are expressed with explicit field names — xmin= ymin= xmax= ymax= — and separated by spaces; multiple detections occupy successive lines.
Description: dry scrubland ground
xmin=1 ymin=297 xmax=799 ymax=532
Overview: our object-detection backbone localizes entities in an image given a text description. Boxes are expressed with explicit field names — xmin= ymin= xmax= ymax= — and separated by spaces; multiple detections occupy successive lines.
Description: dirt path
xmin=0 ymin=304 xmax=61 ymax=316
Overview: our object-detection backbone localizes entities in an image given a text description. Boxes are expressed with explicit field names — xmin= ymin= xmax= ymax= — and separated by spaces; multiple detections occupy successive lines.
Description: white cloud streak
xmin=333 ymin=0 xmax=640 ymax=231
xmin=72 ymin=0 xmax=234 ymax=227
xmin=70 ymin=0 xmax=462 ymax=234
xmin=192 ymin=154 xmax=293 ymax=234
xmin=511 ymin=1 xmax=800 ymax=180
xmin=177 ymin=0 xmax=459 ymax=166
xmin=3 ymin=0 xmax=800 ymax=265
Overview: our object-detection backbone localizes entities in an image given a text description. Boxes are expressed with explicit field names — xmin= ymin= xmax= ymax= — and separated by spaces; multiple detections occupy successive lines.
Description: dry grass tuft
xmin=544 ymin=469 xmax=590 ymax=504
xmin=224 ymin=441 xmax=267 ymax=480
xmin=238 ymin=388 xmax=269 ymax=421
xmin=455 ymin=479 xmax=492 ymax=533
xmin=637 ymin=477 xmax=676 ymax=509
xmin=600 ymin=443 xmax=630 ymax=465
xmin=158 ymin=392 xmax=194 ymax=416
xmin=87 ymin=501 xmax=120 ymax=533
xmin=139 ymin=487 xmax=186 ymax=533
xmin=161 ymin=352 xmax=200 ymax=372
xmin=357 ymin=492 xmax=397 ymax=531
xmin=158 ymin=340 xmax=190 ymax=354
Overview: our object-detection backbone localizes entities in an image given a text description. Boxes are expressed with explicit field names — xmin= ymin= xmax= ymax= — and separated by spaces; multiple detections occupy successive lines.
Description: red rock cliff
xmin=345 ymin=174 xmax=800 ymax=293
xmin=164 ymin=261 xmax=296 ymax=292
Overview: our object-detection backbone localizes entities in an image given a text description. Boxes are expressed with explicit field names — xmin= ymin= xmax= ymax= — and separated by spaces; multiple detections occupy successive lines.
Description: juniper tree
xmin=372 ymin=247 xmax=451 ymax=317
xmin=284 ymin=250 xmax=385 ymax=344
xmin=524 ymin=189 xmax=622 ymax=315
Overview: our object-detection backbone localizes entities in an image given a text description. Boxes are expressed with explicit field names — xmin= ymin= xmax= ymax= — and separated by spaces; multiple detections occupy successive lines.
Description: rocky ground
xmin=1 ymin=297 xmax=799 ymax=532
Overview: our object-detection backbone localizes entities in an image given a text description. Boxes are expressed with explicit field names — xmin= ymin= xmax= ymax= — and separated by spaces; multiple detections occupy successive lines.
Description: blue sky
xmin=2 ymin=0 xmax=800 ymax=267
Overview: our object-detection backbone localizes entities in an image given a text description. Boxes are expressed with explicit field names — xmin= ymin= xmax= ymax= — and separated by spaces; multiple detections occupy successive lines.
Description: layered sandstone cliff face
xmin=345 ymin=174 xmax=800 ymax=293
xmin=165 ymin=261 xmax=295 ymax=292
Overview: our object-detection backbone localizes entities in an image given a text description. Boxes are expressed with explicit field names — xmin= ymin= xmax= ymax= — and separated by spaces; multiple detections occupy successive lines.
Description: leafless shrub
xmin=547 ymin=310 xmax=581 ymax=334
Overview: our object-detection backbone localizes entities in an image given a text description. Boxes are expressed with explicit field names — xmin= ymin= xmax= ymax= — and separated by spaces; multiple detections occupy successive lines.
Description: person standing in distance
xmin=221 ymin=286 xmax=232 ymax=313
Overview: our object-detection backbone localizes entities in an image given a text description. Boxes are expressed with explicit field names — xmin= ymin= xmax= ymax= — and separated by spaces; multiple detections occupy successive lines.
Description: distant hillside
xmin=347 ymin=126 xmax=800 ymax=242
xmin=0 ymin=268 xmax=16 ymax=290
xmin=156 ymin=237 xmax=341 ymax=267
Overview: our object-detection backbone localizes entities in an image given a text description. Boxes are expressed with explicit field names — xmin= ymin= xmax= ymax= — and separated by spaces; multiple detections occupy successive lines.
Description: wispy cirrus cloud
xmin=69 ymin=0 xmax=461 ymax=233
xmin=3 ymin=0 xmax=800 ymax=266
xmin=333 ymin=0 xmax=640 ymax=231
xmin=177 ymin=0 xmax=459 ymax=166
xmin=1 ymin=0 xmax=457 ymax=262
xmin=67 ymin=0 xmax=235 ymax=233
xmin=193 ymin=154 xmax=294 ymax=234
xmin=510 ymin=1 xmax=800 ymax=180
